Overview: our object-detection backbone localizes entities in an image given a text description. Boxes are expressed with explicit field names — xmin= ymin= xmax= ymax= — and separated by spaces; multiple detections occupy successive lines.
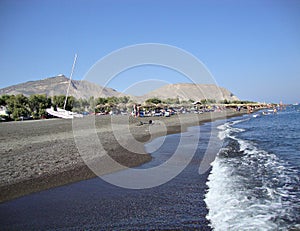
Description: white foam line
xmin=205 ymin=119 xmax=299 ymax=230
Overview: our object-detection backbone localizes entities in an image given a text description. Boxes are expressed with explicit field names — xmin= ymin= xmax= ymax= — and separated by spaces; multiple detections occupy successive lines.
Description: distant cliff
xmin=0 ymin=76 xmax=239 ymax=102
xmin=0 ymin=75 xmax=125 ymax=99
xmin=133 ymin=83 xmax=239 ymax=103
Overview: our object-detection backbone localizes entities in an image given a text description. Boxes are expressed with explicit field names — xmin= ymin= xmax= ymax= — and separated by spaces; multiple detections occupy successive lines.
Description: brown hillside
xmin=132 ymin=83 xmax=239 ymax=103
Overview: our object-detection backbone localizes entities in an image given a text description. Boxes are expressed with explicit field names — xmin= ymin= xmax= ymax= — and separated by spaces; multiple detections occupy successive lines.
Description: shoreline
xmin=0 ymin=110 xmax=246 ymax=203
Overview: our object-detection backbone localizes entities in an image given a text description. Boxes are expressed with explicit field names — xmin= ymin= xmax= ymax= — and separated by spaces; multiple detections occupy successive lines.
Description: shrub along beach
xmin=0 ymin=93 xmax=268 ymax=121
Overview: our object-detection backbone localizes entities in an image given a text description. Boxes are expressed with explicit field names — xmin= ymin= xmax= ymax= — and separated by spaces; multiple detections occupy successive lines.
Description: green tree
xmin=146 ymin=98 xmax=162 ymax=104
xmin=0 ymin=97 xmax=4 ymax=106
xmin=200 ymin=99 xmax=208 ymax=104
xmin=207 ymin=99 xmax=216 ymax=104
xmin=72 ymin=98 xmax=91 ymax=113
xmin=201 ymin=99 xmax=216 ymax=104
xmin=88 ymin=96 xmax=96 ymax=111
xmin=107 ymin=96 xmax=119 ymax=105
xmin=6 ymin=94 xmax=30 ymax=120
xmin=0 ymin=95 xmax=13 ymax=119
xmin=219 ymin=99 xmax=231 ymax=104
xmin=12 ymin=107 xmax=30 ymax=120
xmin=95 ymin=97 xmax=108 ymax=105
xmin=163 ymin=97 xmax=180 ymax=104
xmin=119 ymin=96 xmax=130 ymax=104
xmin=28 ymin=94 xmax=51 ymax=118
xmin=0 ymin=95 xmax=10 ymax=106
xmin=79 ymin=98 xmax=89 ymax=108
xmin=52 ymin=95 xmax=75 ymax=111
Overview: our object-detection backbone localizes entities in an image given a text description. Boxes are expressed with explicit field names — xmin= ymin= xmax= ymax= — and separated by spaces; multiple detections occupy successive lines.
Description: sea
xmin=205 ymin=105 xmax=300 ymax=230
xmin=0 ymin=106 xmax=299 ymax=230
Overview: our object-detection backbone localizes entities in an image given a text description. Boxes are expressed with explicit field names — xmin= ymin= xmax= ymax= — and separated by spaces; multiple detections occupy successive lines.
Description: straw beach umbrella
xmin=143 ymin=102 xmax=156 ymax=109
xmin=156 ymin=103 xmax=167 ymax=109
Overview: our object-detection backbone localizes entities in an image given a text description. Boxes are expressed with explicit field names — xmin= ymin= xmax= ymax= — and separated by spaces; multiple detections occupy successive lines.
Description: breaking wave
xmin=205 ymin=119 xmax=300 ymax=230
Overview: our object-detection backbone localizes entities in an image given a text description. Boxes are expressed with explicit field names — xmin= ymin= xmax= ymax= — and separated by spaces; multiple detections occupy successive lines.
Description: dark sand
xmin=0 ymin=124 xmax=216 ymax=230
xmin=0 ymin=110 xmax=245 ymax=203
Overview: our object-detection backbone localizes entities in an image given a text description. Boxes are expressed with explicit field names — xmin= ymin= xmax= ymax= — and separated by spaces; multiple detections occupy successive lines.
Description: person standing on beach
xmin=132 ymin=104 xmax=138 ymax=117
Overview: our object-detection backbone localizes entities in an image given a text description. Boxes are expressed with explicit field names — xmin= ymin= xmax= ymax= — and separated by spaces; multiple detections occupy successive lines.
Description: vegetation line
xmin=0 ymin=94 xmax=259 ymax=121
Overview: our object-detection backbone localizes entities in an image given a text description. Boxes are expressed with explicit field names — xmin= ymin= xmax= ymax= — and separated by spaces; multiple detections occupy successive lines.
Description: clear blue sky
xmin=0 ymin=0 xmax=299 ymax=103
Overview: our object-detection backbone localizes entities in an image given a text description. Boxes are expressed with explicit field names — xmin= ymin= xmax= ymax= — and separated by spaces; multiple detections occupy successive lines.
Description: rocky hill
xmin=0 ymin=76 xmax=239 ymax=102
xmin=133 ymin=83 xmax=239 ymax=103
xmin=0 ymin=75 xmax=125 ymax=99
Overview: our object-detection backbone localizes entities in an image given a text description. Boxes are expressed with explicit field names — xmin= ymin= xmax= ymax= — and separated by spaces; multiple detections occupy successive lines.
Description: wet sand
xmin=0 ymin=110 xmax=245 ymax=203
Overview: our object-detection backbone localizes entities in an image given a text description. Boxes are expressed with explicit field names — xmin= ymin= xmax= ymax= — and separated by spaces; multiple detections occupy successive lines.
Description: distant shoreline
xmin=0 ymin=110 xmax=246 ymax=203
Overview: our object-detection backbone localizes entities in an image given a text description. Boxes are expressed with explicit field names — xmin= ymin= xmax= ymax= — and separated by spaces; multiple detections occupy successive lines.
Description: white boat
xmin=46 ymin=107 xmax=82 ymax=119
xmin=46 ymin=54 xmax=83 ymax=119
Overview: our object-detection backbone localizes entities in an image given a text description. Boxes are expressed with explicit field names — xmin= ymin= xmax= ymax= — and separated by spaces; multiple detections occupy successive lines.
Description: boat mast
xmin=63 ymin=54 xmax=77 ymax=110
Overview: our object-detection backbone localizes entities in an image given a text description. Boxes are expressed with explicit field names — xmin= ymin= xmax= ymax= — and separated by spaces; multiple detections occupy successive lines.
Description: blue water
xmin=205 ymin=105 xmax=300 ymax=230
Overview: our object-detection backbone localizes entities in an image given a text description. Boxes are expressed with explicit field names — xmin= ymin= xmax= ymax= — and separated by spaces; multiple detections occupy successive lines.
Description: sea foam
xmin=205 ymin=118 xmax=300 ymax=230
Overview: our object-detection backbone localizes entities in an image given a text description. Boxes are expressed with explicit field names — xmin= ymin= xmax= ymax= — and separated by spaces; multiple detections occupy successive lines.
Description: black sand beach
xmin=0 ymin=111 xmax=245 ymax=229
